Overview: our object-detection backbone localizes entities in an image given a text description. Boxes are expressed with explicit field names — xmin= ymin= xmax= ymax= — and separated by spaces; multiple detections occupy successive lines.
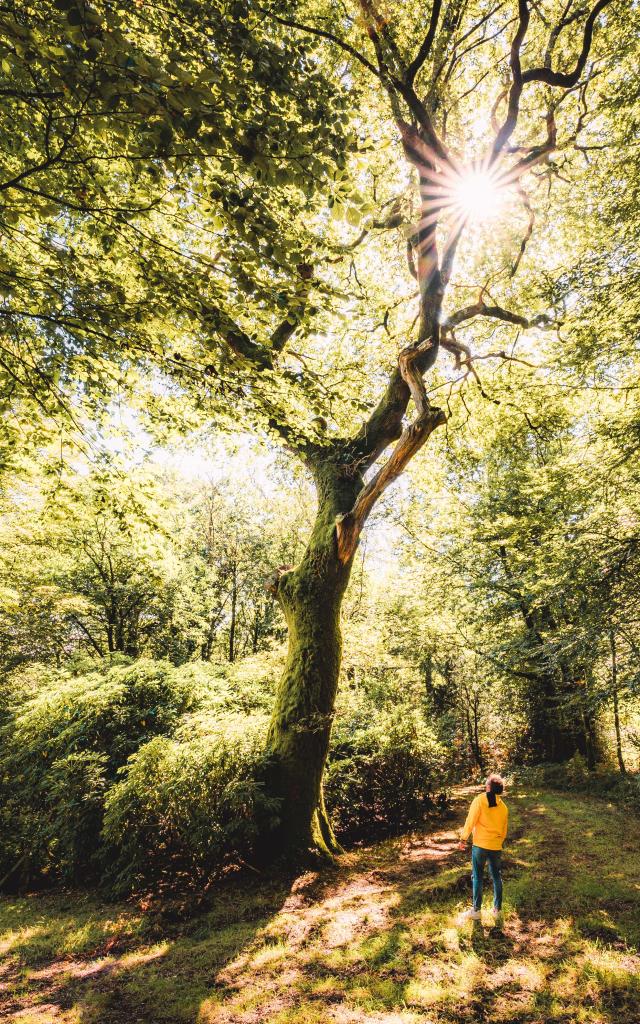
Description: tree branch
xmin=68 ymin=614 xmax=105 ymax=657
xmin=336 ymin=340 xmax=446 ymax=563
xmin=214 ymin=311 xmax=273 ymax=369
xmin=446 ymin=299 xmax=552 ymax=330
xmin=522 ymin=0 xmax=612 ymax=87
xmin=406 ymin=0 xmax=443 ymax=86
xmin=259 ymin=8 xmax=381 ymax=78
xmin=491 ymin=0 xmax=530 ymax=160
xmin=345 ymin=366 xmax=411 ymax=470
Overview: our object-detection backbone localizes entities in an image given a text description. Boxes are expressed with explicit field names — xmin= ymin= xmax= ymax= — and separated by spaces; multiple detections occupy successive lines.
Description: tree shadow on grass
xmin=4 ymin=793 xmax=640 ymax=1024
xmin=0 ymin=869 xmax=299 ymax=1024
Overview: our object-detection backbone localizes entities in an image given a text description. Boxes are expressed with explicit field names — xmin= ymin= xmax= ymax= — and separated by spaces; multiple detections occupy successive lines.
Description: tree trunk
xmin=612 ymin=687 xmax=625 ymax=774
xmin=260 ymin=124 xmax=446 ymax=860
xmin=264 ymin=457 xmax=362 ymax=860
xmin=472 ymin=695 xmax=484 ymax=772
xmin=252 ymin=604 xmax=261 ymax=654
xmin=610 ymin=628 xmax=626 ymax=774
xmin=106 ymin=614 xmax=115 ymax=653
xmin=228 ymin=561 xmax=237 ymax=663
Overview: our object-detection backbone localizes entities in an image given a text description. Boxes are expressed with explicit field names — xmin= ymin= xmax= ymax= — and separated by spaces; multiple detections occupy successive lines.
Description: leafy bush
xmin=0 ymin=659 xmax=201 ymax=885
xmin=0 ymin=654 xmax=452 ymax=893
xmin=46 ymin=751 xmax=109 ymax=878
xmin=326 ymin=700 xmax=448 ymax=840
xmin=102 ymin=723 xmax=279 ymax=894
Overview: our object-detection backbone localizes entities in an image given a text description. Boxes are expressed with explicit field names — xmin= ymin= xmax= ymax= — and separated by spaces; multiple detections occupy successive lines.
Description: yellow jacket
xmin=460 ymin=793 xmax=508 ymax=851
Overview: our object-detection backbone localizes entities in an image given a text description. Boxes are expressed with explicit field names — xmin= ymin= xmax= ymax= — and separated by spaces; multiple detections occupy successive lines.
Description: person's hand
xmin=458 ymin=840 xmax=467 ymax=851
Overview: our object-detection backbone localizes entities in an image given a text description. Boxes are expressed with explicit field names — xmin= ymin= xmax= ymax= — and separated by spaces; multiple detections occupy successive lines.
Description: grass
xmin=1 ymin=787 xmax=639 ymax=1023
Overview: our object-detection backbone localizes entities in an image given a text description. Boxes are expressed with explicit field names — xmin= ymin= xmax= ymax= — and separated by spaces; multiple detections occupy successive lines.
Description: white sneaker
xmin=460 ymin=908 xmax=481 ymax=921
xmin=492 ymin=907 xmax=504 ymax=922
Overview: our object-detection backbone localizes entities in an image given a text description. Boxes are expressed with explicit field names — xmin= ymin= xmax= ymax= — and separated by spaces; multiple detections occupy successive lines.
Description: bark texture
xmin=264 ymin=456 xmax=363 ymax=859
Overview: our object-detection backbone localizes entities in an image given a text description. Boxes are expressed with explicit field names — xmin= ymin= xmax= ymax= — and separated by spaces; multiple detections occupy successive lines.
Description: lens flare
xmin=453 ymin=169 xmax=504 ymax=221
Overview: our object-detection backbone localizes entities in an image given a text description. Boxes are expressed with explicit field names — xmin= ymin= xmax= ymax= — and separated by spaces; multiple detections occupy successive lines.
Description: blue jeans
xmin=471 ymin=845 xmax=503 ymax=911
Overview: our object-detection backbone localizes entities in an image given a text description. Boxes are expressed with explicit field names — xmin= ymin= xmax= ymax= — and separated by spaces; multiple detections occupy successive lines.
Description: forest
xmin=1 ymin=0 xmax=639 ymax=1021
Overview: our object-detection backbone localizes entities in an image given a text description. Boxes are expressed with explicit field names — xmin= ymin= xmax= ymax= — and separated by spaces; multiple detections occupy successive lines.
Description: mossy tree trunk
xmin=262 ymin=273 xmax=451 ymax=858
xmin=264 ymin=458 xmax=364 ymax=858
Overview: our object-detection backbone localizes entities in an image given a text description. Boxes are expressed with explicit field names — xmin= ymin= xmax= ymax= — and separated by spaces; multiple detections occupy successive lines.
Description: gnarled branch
xmin=491 ymin=0 xmax=530 ymax=159
xmin=446 ymin=299 xmax=552 ymax=330
xmin=522 ymin=0 xmax=612 ymax=87
xmin=336 ymin=340 xmax=446 ymax=563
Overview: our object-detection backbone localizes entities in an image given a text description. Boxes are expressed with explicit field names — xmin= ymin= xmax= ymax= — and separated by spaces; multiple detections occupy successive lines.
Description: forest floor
xmin=1 ymin=787 xmax=640 ymax=1024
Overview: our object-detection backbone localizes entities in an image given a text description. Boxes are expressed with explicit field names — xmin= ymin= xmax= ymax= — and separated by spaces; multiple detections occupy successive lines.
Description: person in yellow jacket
xmin=458 ymin=773 xmax=508 ymax=921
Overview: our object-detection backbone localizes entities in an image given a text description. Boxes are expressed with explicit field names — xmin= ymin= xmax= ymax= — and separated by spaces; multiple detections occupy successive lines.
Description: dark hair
xmin=486 ymin=773 xmax=504 ymax=808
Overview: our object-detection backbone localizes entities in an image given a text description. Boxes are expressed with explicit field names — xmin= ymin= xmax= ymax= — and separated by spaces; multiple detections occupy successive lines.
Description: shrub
xmin=46 ymin=751 xmax=109 ymax=879
xmin=326 ymin=702 xmax=448 ymax=840
xmin=0 ymin=659 xmax=202 ymax=886
xmin=102 ymin=722 xmax=279 ymax=894
xmin=0 ymin=654 xmax=453 ymax=893
xmin=565 ymin=752 xmax=589 ymax=786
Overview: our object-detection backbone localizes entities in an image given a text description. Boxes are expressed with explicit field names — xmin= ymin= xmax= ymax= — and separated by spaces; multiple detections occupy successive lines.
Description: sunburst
xmin=452 ymin=167 xmax=506 ymax=221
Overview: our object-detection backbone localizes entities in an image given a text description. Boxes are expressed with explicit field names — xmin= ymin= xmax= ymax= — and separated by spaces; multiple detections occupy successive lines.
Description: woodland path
xmin=1 ymin=787 xmax=639 ymax=1024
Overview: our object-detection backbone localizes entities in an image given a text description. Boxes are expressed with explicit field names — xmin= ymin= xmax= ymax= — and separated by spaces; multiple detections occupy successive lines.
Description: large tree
xmin=1 ymin=0 xmax=627 ymax=857
xmin=258 ymin=0 xmax=621 ymax=855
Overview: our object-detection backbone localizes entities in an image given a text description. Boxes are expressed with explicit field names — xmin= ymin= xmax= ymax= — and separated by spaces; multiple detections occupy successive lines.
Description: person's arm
xmin=459 ymin=797 xmax=480 ymax=845
xmin=501 ymin=805 xmax=509 ymax=844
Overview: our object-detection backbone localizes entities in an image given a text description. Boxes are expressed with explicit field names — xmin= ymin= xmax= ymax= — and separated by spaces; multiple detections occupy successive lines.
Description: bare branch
xmin=522 ymin=0 xmax=613 ymax=87
xmin=336 ymin=340 xmax=446 ymax=562
xmin=441 ymin=221 xmax=465 ymax=286
xmin=491 ymin=0 xmax=530 ymax=160
xmin=360 ymin=0 xmax=405 ymax=73
xmin=440 ymin=333 xmax=539 ymax=369
xmin=406 ymin=0 xmax=443 ymax=86
xmin=446 ymin=299 xmax=552 ymax=329
xmin=505 ymin=102 xmax=557 ymax=176
xmin=345 ymin=366 xmax=410 ymax=469
xmin=338 ymin=203 xmax=408 ymax=253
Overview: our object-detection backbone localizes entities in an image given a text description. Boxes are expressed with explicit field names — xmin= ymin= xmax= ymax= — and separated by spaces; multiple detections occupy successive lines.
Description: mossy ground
xmin=2 ymin=788 xmax=639 ymax=1023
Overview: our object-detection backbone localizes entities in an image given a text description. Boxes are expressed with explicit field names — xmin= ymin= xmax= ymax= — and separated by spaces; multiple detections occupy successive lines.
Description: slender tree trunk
xmin=610 ymin=628 xmax=626 ymax=774
xmin=570 ymin=666 xmax=599 ymax=770
xmin=472 ymin=695 xmax=484 ymax=772
xmin=264 ymin=457 xmax=362 ymax=860
xmin=463 ymin=689 xmax=484 ymax=772
xmin=228 ymin=561 xmax=237 ymax=663
xmin=612 ymin=688 xmax=625 ymax=774
xmin=252 ymin=612 xmax=259 ymax=653
xmin=115 ymin=610 xmax=125 ymax=653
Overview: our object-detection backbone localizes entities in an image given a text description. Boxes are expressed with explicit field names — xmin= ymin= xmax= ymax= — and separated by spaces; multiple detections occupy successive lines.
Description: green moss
xmin=264 ymin=460 xmax=363 ymax=858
